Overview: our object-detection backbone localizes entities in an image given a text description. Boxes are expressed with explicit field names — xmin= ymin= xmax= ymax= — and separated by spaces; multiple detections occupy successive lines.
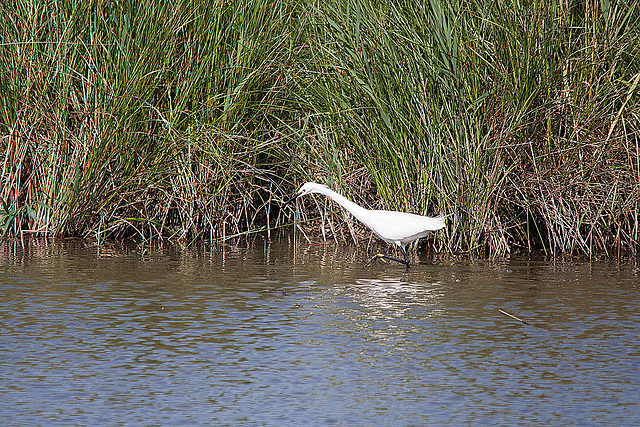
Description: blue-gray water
xmin=1 ymin=238 xmax=638 ymax=425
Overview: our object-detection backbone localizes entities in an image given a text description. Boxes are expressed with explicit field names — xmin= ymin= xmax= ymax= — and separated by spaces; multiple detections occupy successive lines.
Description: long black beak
xmin=282 ymin=191 xmax=301 ymax=209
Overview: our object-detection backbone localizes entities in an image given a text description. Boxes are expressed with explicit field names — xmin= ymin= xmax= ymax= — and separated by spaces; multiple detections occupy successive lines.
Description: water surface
xmin=1 ymin=238 xmax=638 ymax=424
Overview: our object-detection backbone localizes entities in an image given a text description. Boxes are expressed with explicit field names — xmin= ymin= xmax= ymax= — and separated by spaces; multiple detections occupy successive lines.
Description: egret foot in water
xmin=364 ymin=253 xmax=408 ymax=268
xmin=365 ymin=246 xmax=410 ymax=268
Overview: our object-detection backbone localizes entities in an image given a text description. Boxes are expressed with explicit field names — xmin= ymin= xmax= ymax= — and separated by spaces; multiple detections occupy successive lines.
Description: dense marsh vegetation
xmin=1 ymin=0 xmax=639 ymax=256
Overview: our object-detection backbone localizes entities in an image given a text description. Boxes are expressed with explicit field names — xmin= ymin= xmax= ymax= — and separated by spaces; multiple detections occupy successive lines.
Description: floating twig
xmin=498 ymin=309 xmax=530 ymax=325
xmin=263 ymin=288 xmax=288 ymax=296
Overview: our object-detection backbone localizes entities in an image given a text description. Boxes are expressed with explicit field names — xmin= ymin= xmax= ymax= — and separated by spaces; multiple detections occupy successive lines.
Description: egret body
xmin=284 ymin=182 xmax=445 ymax=267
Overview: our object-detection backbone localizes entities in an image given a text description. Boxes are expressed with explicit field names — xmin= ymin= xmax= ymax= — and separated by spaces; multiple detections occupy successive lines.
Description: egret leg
xmin=399 ymin=245 xmax=410 ymax=265
xmin=364 ymin=246 xmax=410 ymax=268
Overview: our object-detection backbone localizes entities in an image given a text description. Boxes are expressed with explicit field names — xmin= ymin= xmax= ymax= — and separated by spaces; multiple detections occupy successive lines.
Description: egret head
xmin=282 ymin=182 xmax=322 ymax=208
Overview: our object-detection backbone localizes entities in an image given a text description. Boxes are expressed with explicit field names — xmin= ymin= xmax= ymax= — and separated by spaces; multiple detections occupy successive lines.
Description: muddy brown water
xmin=1 ymin=237 xmax=638 ymax=424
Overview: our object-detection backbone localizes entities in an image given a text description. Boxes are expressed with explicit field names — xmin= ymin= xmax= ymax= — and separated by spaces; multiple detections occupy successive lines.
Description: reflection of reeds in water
xmin=1 ymin=0 xmax=638 ymax=256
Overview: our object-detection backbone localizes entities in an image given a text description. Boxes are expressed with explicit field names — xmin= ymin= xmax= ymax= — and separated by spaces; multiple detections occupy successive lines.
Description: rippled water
xmin=1 ymin=238 xmax=638 ymax=425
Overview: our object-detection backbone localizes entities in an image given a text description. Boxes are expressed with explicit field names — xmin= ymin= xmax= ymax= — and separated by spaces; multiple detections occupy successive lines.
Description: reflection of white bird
xmin=283 ymin=182 xmax=445 ymax=267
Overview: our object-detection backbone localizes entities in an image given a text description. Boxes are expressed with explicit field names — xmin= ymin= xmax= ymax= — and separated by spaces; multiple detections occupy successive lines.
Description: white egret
xmin=283 ymin=182 xmax=445 ymax=267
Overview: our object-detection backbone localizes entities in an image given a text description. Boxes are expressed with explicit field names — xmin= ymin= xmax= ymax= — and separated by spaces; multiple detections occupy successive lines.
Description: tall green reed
xmin=1 ymin=0 xmax=301 ymax=240
xmin=1 ymin=0 xmax=638 ymax=255
xmin=298 ymin=0 xmax=639 ymax=255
